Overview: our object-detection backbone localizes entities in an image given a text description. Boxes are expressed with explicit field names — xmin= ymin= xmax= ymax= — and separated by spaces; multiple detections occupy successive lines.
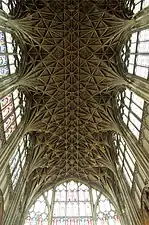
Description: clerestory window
xmin=121 ymin=29 xmax=149 ymax=79
xmin=117 ymin=88 xmax=144 ymax=139
xmin=9 ymin=134 xmax=30 ymax=188
xmin=0 ymin=89 xmax=26 ymax=144
xmin=114 ymin=135 xmax=136 ymax=189
xmin=0 ymin=30 xmax=22 ymax=78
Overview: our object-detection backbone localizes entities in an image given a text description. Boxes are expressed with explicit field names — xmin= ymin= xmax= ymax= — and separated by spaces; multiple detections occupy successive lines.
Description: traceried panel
xmin=121 ymin=29 xmax=149 ymax=79
xmin=25 ymin=193 xmax=51 ymax=225
xmin=117 ymin=88 xmax=144 ymax=139
xmin=114 ymin=135 xmax=136 ymax=189
xmin=9 ymin=134 xmax=30 ymax=188
xmin=0 ymin=30 xmax=22 ymax=78
xmin=0 ymin=89 xmax=26 ymax=142
xmin=24 ymin=181 xmax=121 ymax=225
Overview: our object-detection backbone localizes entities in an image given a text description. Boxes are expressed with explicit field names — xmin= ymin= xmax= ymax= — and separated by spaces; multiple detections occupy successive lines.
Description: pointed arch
xmin=24 ymin=180 xmax=122 ymax=225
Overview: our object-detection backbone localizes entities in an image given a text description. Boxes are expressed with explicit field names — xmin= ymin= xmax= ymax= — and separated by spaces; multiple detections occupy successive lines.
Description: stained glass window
xmin=24 ymin=181 xmax=121 ymax=225
xmin=121 ymin=29 xmax=149 ymax=79
xmin=0 ymin=30 xmax=22 ymax=78
xmin=9 ymin=134 xmax=30 ymax=188
xmin=117 ymin=88 xmax=144 ymax=139
xmin=53 ymin=182 xmax=92 ymax=224
xmin=0 ymin=89 xmax=26 ymax=141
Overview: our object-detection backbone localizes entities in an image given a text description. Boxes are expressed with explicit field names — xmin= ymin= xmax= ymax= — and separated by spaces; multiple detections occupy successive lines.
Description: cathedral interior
xmin=0 ymin=0 xmax=149 ymax=225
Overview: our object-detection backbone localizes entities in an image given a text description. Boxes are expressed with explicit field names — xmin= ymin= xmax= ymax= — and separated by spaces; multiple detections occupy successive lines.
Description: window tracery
xmin=117 ymin=88 xmax=144 ymax=139
xmin=25 ymin=181 xmax=121 ymax=225
xmin=114 ymin=135 xmax=136 ymax=189
xmin=0 ymin=89 xmax=26 ymax=143
xmin=9 ymin=134 xmax=30 ymax=188
xmin=0 ymin=30 xmax=22 ymax=78
xmin=121 ymin=29 xmax=149 ymax=79
xmin=118 ymin=25 xmax=149 ymax=204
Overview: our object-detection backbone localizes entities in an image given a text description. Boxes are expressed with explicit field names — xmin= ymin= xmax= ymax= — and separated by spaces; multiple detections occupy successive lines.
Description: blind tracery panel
xmin=0 ymin=30 xmax=22 ymax=78
xmin=9 ymin=134 xmax=30 ymax=188
xmin=121 ymin=29 xmax=149 ymax=79
xmin=25 ymin=181 xmax=121 ymax=225
xmin=117 ymin=88 xmax=144 ymax=139
xmin=0 ymin=89 xmax=26 ymax=141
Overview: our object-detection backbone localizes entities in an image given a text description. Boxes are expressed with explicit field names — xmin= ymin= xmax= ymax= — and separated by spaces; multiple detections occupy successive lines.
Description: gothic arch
xmin=24 ymin=180 xmax=122 ymax=225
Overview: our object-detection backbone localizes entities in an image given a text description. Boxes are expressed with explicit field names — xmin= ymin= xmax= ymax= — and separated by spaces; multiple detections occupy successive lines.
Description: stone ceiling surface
xmin=17 ymin=0 xmax=129 ymax=189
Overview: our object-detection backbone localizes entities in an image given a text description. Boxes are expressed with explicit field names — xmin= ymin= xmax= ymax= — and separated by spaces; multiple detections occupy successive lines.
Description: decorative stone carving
xmin=65 ymin=0 xmax=79 ymax=12
xmin=79 ymin=0 xmax=93 ymax=13
xmin=49 ymin=0 xmax=64 ymax=13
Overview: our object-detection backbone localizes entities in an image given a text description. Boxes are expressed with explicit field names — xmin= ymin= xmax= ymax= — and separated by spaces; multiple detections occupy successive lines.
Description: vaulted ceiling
xmin=16 ymin=0 xmax=131 ymax=191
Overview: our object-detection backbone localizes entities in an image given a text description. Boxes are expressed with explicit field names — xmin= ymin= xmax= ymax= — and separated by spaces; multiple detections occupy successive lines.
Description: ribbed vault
xmin=12 ymin=0 xmax=131 ymax=190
